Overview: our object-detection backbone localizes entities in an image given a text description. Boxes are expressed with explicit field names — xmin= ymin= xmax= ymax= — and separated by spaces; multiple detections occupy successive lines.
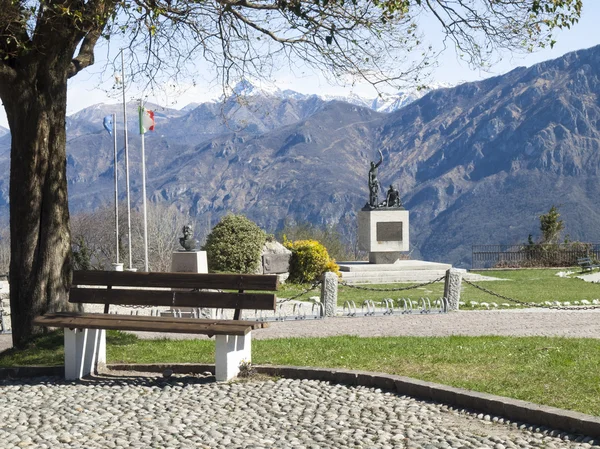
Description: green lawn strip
xmin=3 ymin=331 xmax=600 ymax=416
xmin=464 ymin=269 xmax=600 ymax=305
xmin=279 ymin=269 xmax=600 ymax=308
xmin=0 ymin=331 xmax=65 ymax=367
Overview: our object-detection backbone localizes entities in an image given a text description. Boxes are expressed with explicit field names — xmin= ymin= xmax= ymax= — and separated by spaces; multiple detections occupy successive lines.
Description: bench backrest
xmin=71 ymin=270 xmax=278 ymax=315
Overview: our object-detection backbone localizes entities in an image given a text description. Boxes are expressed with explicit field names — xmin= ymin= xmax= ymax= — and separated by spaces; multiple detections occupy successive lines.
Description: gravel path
xmin=0 ymin=374 xmax=596 ymax=449
xmin=3 ymin=308 xmax=600 ymax=350
xmin=126 ymin=308 xmax=600 ymax=341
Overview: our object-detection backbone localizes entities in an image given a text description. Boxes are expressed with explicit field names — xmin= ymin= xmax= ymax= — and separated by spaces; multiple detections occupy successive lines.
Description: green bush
xmin=203 ymin=215 xmax=266 ymax=273
xmin=284 ymin=238 xmax=340 ymax=283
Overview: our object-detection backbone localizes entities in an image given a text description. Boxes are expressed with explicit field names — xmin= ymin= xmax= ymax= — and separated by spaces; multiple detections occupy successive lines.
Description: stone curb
xmin=4 ymin=362 xmax=600 ymax=439
xmin=0 ymin=365 xmax=63 ymax=379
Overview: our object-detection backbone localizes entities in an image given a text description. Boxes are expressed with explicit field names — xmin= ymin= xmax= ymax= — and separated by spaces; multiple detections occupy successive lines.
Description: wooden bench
xmin=33 ymin=270 xmax=278 ymax=381
xmin=577 ymin=257 xmax=600 ymax=273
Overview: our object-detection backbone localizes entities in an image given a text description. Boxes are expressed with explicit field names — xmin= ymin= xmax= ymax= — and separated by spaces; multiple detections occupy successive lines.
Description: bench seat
xmin=33 ymin=312 xmax=268 ymax=336
xmin=577 ymin=257 xmax=600 ymax=272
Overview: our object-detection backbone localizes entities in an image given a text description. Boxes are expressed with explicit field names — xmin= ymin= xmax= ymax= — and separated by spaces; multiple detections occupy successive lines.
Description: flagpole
xmin=112 ymin=112 xmax=119 ymax=264
xmin=139 ymin=101 xmax=149 ymax=272
xmin=121 ymin=49 xmax=133 ymax=270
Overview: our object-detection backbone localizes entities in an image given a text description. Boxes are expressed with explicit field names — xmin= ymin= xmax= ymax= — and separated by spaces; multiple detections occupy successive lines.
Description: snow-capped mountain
xmin=315 ymin=82 xmax=452 ymax=113
xmin=0 ymin=126 xmax=8 ymax=137
xmin=182 ymin=79 xmax=451 ymax=114
xmin=229 ymin=79 xmax=283 ymax=98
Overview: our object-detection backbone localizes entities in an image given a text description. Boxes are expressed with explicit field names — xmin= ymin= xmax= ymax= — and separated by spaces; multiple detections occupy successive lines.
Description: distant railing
xmin=472 ymin=243 xmax=600 ymax=269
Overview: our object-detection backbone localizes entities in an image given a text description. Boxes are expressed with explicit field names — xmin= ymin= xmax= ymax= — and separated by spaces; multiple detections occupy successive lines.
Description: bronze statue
xmin=179 ymin=224 xmax=199 ymax=251
xmin=368 ymin=149 xmax=383 ymax=208
xmin=385 ymin=184 xmax=402 ymax=208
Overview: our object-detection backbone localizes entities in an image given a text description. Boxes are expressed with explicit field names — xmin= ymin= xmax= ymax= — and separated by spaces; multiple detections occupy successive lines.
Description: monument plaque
xmin=376 ymin=222 xmax=403 ymax=242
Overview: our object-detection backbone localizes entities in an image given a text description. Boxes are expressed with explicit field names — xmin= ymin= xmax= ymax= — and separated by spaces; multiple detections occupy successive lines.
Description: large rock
xmin=257 ymin=240 xmax=291 ymax=275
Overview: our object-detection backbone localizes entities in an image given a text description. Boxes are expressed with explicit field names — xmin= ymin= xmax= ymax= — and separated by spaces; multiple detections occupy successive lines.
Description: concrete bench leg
xmin=64 ymin=328 xmax=106 ymax=380
xmin=215 ymin=332 xmax=251 ymax=382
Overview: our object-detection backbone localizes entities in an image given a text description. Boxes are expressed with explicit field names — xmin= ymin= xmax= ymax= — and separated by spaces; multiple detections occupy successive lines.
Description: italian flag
xmin=139 ymin=107 xmax=155 ymax=134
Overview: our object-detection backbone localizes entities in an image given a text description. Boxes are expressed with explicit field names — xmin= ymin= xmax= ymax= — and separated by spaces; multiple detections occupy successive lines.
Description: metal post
xmin=121 ymin=50 xmax=133 ymax=269
xmin=140 ymin=105 xmax=149 ymax=272
xmin=112 ymin=112 xmax=119 ymax=264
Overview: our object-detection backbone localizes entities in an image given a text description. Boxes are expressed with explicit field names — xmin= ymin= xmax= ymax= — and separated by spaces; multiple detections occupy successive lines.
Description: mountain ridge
xmin=2 ymin=46 xmax=600 ymax=267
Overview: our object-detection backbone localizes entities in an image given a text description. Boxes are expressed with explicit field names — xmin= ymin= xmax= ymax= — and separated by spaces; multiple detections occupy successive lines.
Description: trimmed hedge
xmin=203 ymin=215 xmax=266 ymax=273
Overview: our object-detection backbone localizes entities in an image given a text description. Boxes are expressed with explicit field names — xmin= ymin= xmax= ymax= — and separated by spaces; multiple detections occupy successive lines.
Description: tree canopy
xmin=0 ymin=0 xmax=584 ymax=94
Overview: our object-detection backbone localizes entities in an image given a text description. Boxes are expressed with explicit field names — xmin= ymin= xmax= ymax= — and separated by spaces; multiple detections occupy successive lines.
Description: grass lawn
xmin=278 ymin=268 xmax=600 ymax=308
xmin=2 ymin=330 xmax=600 ymax=416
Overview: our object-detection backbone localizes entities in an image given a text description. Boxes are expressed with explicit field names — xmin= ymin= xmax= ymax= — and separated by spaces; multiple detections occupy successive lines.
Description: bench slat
xmin=47 ymin=312 xmax=269 ymax=329
xmin=69 ymin=288 xmax=277 ymax=311
xmin=73 ymin=271 xmax=278 ymax=291
xmin=33 ymin=314 xmax=254 ymax=336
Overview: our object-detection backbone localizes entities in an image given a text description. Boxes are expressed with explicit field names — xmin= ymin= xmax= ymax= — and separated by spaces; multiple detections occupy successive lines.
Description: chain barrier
xmin=463 ymin=279 xmax=600 ymax=311
xmin=339 ymin=276 xmax=446 ymax=292
xmin=276 ymin=280 xmax=322 ymax=304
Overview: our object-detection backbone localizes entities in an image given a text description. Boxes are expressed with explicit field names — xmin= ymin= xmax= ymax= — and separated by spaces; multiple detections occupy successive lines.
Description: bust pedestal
xmin=170 ymin=251 xmax=209 ymax=318
xmin=358 ymin=208 xmax=409 ymax=264
xmin=171 ymin=251 xmax=208 ymax=273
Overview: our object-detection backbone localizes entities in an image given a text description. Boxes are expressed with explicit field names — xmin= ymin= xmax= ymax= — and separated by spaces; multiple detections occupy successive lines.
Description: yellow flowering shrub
xmin=283 ymin=238 xmax=340 ymax=283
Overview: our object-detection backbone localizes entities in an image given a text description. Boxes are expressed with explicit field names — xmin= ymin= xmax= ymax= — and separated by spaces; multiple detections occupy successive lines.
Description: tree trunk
xmin=3 ymin=61 xmax=76 ymax=348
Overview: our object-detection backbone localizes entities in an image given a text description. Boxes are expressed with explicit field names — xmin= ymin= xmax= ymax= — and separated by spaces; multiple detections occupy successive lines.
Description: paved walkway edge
xmin=0 ymin=365 xmax=63 ymax=378
xmin=4 ymin=362 xmax=600 ymax=439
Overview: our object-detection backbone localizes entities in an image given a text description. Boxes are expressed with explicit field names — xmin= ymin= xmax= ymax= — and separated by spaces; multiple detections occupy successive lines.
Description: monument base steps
xmin=340 ymin=269 xmax=450 ymax=284
xmin=338 ymin=260 xmax=457 ymax=284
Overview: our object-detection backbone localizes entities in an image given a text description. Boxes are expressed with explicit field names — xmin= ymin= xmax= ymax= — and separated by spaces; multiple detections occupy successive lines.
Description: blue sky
xmin=1 ymin=2 xmax=599 ymax=129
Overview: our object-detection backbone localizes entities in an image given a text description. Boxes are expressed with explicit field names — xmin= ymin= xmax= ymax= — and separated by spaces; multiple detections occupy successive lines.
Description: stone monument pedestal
xmin=171 ymin=251 xmax=208 ymax=273
xmin=358 ymin=208 xmax=409 ymax=264
xmin=169 ymin=251 xmax=209 ymax=318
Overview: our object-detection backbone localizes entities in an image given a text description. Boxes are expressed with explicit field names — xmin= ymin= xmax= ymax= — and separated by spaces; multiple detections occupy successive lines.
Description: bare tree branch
xmin=68 ymin=28 xmax=102 ymax=77
xmin=0 ymin=0 xmax=585 ymax=101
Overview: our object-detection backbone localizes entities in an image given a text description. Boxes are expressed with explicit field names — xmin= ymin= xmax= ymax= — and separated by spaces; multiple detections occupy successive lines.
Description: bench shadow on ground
xmin=1 ymin=371 xmax=218 ymax=388
xmin=82 ymin=370 xmax=218 ymax=387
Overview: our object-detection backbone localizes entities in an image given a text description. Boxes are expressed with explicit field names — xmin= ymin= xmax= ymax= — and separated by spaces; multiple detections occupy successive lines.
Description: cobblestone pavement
xmin=2 ymin=310 xmax=600 ymax=447
xmin=0 ymin=374 xmax=597 ymax=449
